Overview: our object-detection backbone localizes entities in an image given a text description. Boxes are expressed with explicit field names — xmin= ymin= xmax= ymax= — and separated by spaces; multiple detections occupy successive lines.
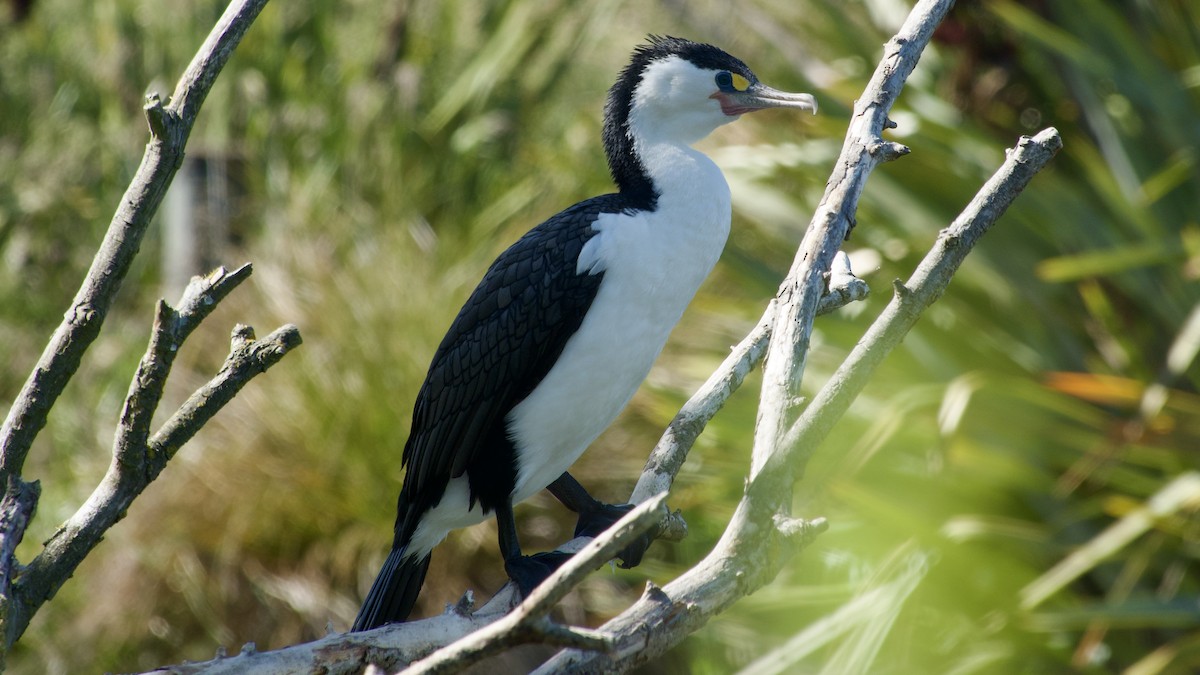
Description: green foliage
xmin=1 ymin=0 xmax=1198 ymax=672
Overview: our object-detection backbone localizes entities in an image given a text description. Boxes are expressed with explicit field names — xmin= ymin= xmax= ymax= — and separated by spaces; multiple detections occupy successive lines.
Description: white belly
xmin=407 ymin=144 xmax=731 ymax=558
xmin=509 ymin=144 xmax=731 ymax=495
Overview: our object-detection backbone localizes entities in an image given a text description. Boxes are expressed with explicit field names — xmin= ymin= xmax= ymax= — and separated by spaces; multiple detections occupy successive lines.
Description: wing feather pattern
xmin=392 ymin=194 xmax=632 ymax=544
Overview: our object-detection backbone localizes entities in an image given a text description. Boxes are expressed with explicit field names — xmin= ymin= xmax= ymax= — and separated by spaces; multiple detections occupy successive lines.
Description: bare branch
xmin=629 ymin=250 xmax=868 ymax=513
xmin=113 ymin=265 xmax=253 ymax=477
xmin=148 ymin=323 xmax=302 ymax=475
xmin=751 ymin=0 xmax=955 ymax=480
xmin=0 ymin=0 xmax=270 ymax=491
xmin=821 ymin=251 xmax=871 ymax=314
xmin=149 ymin=602 xmax=512 ymax=675
xmin=772 ymin=129 xmax=1064 ymax=478
xmin=7 ymin=322 xmax=301 ymax=644
xmin=0 ymin=477 xmax=39 ymax=650
xmin=532 ymin=125 xmax=1061 ymax=674
xmin=150 ymin=496 xmax=665 ymax=675
xmin=0 ymin=0 xmax=299 ymax=661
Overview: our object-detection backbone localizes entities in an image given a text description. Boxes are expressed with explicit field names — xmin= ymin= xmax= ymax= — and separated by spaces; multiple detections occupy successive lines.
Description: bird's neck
xmin=633 ymin=139 xmax=727 ymax=213
xmin=603 ymin=125 xmax=657 ymax=209
xmin=606 ymin=128 xmax=727 ymax=214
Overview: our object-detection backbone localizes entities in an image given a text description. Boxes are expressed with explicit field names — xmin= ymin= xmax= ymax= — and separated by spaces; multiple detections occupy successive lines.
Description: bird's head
xmin=603 ymin=35 xmax=816 ymax=201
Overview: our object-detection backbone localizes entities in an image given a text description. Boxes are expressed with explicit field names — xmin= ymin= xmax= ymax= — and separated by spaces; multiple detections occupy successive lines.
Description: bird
xmin=351 ymin=35 xmax=816 ymax=631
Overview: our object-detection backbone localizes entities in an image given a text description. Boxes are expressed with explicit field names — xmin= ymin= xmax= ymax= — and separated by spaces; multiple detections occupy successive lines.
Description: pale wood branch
xmin=773 ymin=128 xmax=1064 ymax=478
xmin=401 ymin=495 xmax=665 ymax=674
xmin=630 ymin=250 xmax=868 ymax=512
xmin=149 ymin=496 xmax=666 ymax=675
xmin=751 ymin=0 xmax=954 ymax=480
xmin=0 ymin=0 xmax=279 ymax=650
xmin=8 ymin=320 xmax=300 ymax=644
xmin=534 ymin=126 xmax=1061 ymax=675
xmin=0 ymin=0 xmax=271 ymax=488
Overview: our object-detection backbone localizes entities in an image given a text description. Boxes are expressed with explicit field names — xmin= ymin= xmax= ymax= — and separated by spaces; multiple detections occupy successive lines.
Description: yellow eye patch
xmin=730 ymin=73 xmax=751 ymax=91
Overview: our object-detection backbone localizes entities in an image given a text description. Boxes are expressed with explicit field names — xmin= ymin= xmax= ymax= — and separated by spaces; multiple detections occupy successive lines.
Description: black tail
xmin=351 ymin=547 xmax=432 ymax=631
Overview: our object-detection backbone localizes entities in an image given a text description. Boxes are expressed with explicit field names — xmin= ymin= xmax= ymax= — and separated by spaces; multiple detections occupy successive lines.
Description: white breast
xmin=507 ymin=143 xmax=731 ymax=500
xmin=406 ymin=144 xmax=731 ymax=559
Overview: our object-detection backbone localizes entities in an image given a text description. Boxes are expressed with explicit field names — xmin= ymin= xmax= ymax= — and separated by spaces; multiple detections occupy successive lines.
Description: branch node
xmin=657 ymin=508 xmax=688 ymax=542
xmin=64 ymin=302 xmax=99 ymax=328
xmin=869 ymin=139 xmax=910 ymax=161
xmin=773 ymin=514 xmax=829 ymax=547
xmin=891 ymin=279 xmax=913 ymax=300
xmin=641 ymin=581 xmax=671 ymax=606
xmin=239 ymin=642 xmax=257 ymax=656
xmin=940 ymin=229 xmax=962 ymax=249
xmin=143 ymin=93 xmax=170 ymax=140
xmin=230 ymin=324 xmax=256 ymax=352
xmin=451 ymin=589 xmax=476 ymax=616
xmin=818 ymin=251 xmax=871 ymax=315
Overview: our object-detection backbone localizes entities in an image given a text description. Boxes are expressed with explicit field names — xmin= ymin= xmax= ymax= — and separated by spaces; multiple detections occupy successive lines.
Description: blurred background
xmin=2 ymin=0 xmax=1198 ymax=672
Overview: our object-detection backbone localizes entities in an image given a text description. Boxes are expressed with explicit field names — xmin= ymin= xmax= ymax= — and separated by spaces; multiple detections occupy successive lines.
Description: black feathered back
xmin=393 ymin=193 xmax=640 ymax=544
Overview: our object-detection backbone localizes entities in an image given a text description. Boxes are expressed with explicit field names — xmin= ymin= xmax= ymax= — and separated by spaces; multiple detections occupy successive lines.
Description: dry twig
xmin=0 ymin=0 xmax=291 ymax=650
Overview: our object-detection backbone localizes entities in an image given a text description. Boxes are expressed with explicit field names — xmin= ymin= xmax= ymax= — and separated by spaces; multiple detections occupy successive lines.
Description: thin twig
xmin=751 ymin=0 xmax=953 ymax=481
xmin=113 ymin=265 xmax=253 ymax=477
xmin=146 ymin=323 xmax=302 ymax=477
xmin=0 ymin=0 xmax=270 ymax=491
xmin=772 ymin=129 xmax=1064 ymax=478
xmin=8 ymin=323 xmax=300 ymax=644
xmin=629 ymin=250 xmax=868 ymax=510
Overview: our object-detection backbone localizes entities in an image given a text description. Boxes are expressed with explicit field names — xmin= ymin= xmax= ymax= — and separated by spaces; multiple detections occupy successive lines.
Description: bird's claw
xmin=574 ymin=502 xmax=655 ymax=569
xmin=505 ymin=551 xmax=573 ymax=597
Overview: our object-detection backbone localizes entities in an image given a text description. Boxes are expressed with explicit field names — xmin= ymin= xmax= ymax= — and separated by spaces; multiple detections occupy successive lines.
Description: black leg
xmin=547 ymin=472 xmax=603 ymax=514
xmin=546 ymin=472 xmax=653 ymax=569
xmin=495 ymin=499 xmax=571 ymax=597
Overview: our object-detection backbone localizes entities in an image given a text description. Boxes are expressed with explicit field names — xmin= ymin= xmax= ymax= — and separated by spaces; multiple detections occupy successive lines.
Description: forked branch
xmin=0 ymin=0 xmax=285 ymax=651
xmin=0 ymin=0 xmax=271 ymax=488
xmin=7 ymin=289 xmax=300 ymax=643
xmin=536 ymin=126 xmax=1062 ymax=675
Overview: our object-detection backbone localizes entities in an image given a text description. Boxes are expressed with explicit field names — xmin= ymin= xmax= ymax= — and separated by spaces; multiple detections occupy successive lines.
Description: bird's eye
xmin=715 ymin=71 xmax=751 ymax=93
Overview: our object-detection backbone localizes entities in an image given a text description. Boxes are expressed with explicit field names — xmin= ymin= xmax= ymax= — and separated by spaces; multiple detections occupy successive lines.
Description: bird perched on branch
xmin=352 ymin=35 xmax=816 ymax=631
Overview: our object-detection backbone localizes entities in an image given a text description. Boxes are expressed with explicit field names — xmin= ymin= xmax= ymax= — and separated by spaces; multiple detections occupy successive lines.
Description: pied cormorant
xmin=352 ymin=35 xmax=816 ymax=631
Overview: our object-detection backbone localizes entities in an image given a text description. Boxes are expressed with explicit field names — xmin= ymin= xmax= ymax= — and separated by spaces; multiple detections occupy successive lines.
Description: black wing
xmin=393 ymin=194 xmax=633 ymax=542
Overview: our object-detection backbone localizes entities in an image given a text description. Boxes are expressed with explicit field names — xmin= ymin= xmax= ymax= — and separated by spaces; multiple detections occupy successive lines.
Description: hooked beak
xmin=712 ymin=82 xmax=818 ymax=117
